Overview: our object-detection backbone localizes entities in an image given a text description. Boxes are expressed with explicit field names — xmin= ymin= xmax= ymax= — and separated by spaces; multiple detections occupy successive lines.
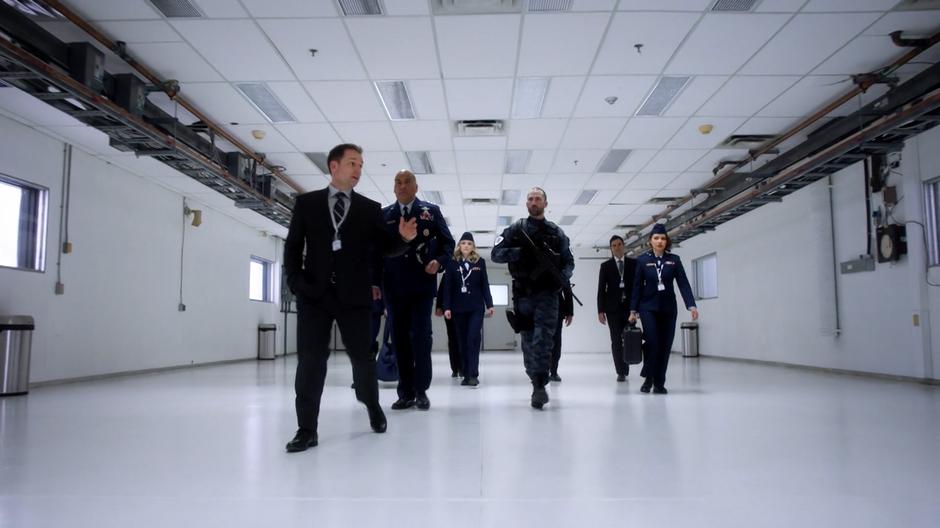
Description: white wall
xmin=0 ymin=114 xmax=283 ymax=383
xmin=671 ymin=126 xmax=940 ymax=380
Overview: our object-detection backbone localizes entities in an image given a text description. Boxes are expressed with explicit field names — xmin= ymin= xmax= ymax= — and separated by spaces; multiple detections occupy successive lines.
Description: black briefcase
xmin=622 ymin=323 xmax=643 ymax=365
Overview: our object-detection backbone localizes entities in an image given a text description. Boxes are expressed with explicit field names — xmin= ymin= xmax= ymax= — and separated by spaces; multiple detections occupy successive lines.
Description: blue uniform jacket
xmin=379 ymin=198 xmax=454 ymax=300
xmin=442 ymin=258 xmax=494 ymax=314
xmin=629 ymin=251 xmax=696 ymax=314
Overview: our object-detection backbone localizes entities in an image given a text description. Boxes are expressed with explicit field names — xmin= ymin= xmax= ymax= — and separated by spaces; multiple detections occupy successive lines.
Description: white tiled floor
xmin=1 ymin=352 xmax=938 ymax=527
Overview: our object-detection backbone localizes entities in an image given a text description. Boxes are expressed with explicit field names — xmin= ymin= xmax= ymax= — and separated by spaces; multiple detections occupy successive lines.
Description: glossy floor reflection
xmin=1 ymin=353 xmax=938 ymax=527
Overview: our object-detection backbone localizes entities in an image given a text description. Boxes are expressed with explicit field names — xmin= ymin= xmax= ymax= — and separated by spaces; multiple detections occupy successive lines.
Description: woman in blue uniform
xmin=628 ymin=224 xmax=699 ymax=394
xmin=443 ymin=232 xmax=495 ymax=387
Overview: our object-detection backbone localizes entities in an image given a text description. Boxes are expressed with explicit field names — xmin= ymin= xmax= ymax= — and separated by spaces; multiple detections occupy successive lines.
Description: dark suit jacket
xmin=284 ymin=188 xmax=406 ymax=308
xmin=629 ymin=251 xmax=696 ymax=314
xmin=380 ymin=198 xmax=454 ymax=300
xmin=596 ymin=257 xmax=636 ymax=315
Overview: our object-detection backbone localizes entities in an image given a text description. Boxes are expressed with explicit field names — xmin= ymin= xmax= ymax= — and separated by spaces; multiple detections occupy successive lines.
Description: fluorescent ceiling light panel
xmin=236 ymin=83 xmax=296 ymax=124
xmin=636 ymin=76 xmax=690 ymax=116
xmin=423 ymin=190 xmax=444 ymax=204
xmin=406 ymin=151 xmax=433 ymax=174
xmin=527 ymin=0 xmax=571 ymax=12
xmin=504 ymin=150 xmax=531 ymax=174
xmin=574 ymin=189 xmax=597 ymax=205
xmin=501 ymin=189 xmax=521 ymax=205
xmin=304 ymin=152 xmax=329 ymax=174
xmin=149 ymin=0 xmax=204 ymax=17
xmin=559 ymin=215 xmax=577 ymax=226
xmin=512 ymin=78 xmax=550 ymax=119
xmin=596 ymin=149 xmax=631 ymax=173
xmin=339 ymin=0 xmax=384 ymax=15
xmin=375 ymin=81 xmax=416 ymax=120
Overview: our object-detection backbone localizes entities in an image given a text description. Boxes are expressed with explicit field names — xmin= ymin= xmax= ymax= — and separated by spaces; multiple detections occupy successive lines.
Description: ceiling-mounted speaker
xmin=112 ymin=74 xmax=146 ymax=116
xmin=67 ymin=42 xmax=104 ymax=94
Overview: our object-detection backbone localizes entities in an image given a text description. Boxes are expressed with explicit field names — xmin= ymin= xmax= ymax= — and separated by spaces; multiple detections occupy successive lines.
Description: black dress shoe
xmin=391 ymin=397 xmax=415 ymax=410
xmin=367 ymin=405 xmax=387 ymax=433
xmin=415 ymin=392 xmax=430 ymax=410
xmin=286 ymin=429 xmax=318 ymax=452
xmin=653 ymin=386 xmax=668 ymax=394
xmin=460 ymin=377 xmax=470 ymax=386
xmin=451 ymin=370 xmax=459 ymax=378
xmin=468 ymin=377 xmax=479 ymax=387
xmin=549 ymin=373 xmax=562 ymax=383
xmin=640 ymin=380 xmax=653 ymax=393
xmin=617 ymin=374 xmax=626 ymax=382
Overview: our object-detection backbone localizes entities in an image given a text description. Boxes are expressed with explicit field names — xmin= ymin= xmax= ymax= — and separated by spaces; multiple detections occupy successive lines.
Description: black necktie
xmin=333 ymin=193 xmax=346 ymax=225
xmin=617 ymin=259 xmax=624 ymax=275
xmin=402 ymin=205 xmax=409 ymax=219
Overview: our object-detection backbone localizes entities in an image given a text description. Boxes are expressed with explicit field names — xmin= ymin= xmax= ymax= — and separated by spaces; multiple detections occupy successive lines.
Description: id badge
xmin=619 ymin=281 xmax=624 ymax=289
xmin=461 ymin=286 xmax=468 ymax=293
xmin=657 ymin=282 xmax=665 ymax=291
xmin=332 ymin=239 xmax=342 ymax=251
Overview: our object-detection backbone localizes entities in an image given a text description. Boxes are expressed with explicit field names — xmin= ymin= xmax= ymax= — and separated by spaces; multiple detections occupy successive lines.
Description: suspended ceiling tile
xmin=177 ymin=82 xmax=265 ymax=125
xmin=191 ymin=0 xmax=249 ymax=17
xmin=240 ymin=0 xmax=337 ymax=17
xmin=361 ymin=151 xmax=409 ymax=178
xmin=274 ymin=123 xmax=342 ymax=152
xmin=264 ymin=152 xmax=320 ymax=175
xmin=456 ymin=150 xmax=505 ymax=174
xmin=59 ymin=0 xmax=160 ymax=20
xmin=740 ymin=13 xmax=881 ymax=75
xmin=736 ymin=116 xmax=801 ymax=137
xmin=333 ymin=121 xmax=400 ymax=151
xmin=627 ymin=172 xmax=679 ymax=190
xmin=291 ymin=174 xmax=330 ymax=192
xmin=586 ymin=172 xmax=634 ymax=189
xmin=543 ymin=173 xmax=591 ymax=190
xmin=428 ymin=152 xmax=457 ymax=174
xmin=643 ymin=149 xmax=709 ymax=172
xmin=453 ymin=136 xmax=508 ymax=150
xmin=257 ymin=19 xmax=367 ymax=81
xmin=688 ymin=148 xmax=749 ymax=172
xmin=517 ymin=13 xmax=611 ymax=76
xmin=126 ymin=42 xmax=223 ymax=82
xmin=755 ymin=0 xmax=807 ymax=11
xmin=435 ymin=15 xmax=521 ymax=78
xmin=572 ymin=0 xmax=617 ymax=10
xmin=303 ymin=81 xmax=387 ymax=122
xmin=265 ymin=82 xmax=326 ymax=123
xmin=227 ymin=124 xmax=296 ymax=152
xmin=617 ymin=0 xmax=712 ymax=9
xmin=665 ymin=14 xmax=791 ymax=75
xmin=812 ymin=36 xmax=905 ymax=75
xmin=593 ymin=12 xmax=700 ymax=75
xmin=462 ymin=174 xmax=503 ymax=190
xmin=551 ymin=150 xmax=607 ymax=173
xmin=697 ymin=76 xmax=800 ymax=117
xmin=560 ymin=118 xmax=626 ymax=150
xmin=346 ymin=17 xmax=440 ymax=79
xmin=420 ymin=174 xmax=462 ymax=191
xmin=525 ymin=150 xmax=556 ymax=174
xmin=507 ymin=119 xmax=568 ymax=149
xmin=540 ymin=77 xmax=586 ymax=119
xmin=384 ymin=0 xmax=430 ymax=15
xmin=615 ymin=117 xmax=687 ymax=149
xmin=612 ymin=188 xmax=658 ymax=204
xmin=665 ymin=172 xmax=713 ymax=191
xmin=171 ymin=20 xmax=294 ymax=81
xmin=758 ymin=76 xmax=851 ymax=118
xmin=445 ymin=78 xmax=514 ymax=120
xmin=573 ymin=75 xmax=658 ymax=117
xmin=663 ymin=76 xmax=728 ymax=117
xmin=618 ymin=149 xmax=657 ymax=172
xmin=802 ymin=0 xmax=899 ymax=11
xmin=409 ymin=80 xmax=449 ymax=120
xmin=392 ymin=121 xmax=455 ymax=151
xmin=864 ymin=11 xmax=940 ymax=36
xmin=96 ymin=20 xmax=181 ymax=43
xmin=667 ymin=117 xmax=747 ymax=149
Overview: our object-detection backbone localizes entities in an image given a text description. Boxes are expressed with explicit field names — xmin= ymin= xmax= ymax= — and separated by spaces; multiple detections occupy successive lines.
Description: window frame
xmin=924 ymin=177 xmax=940 ymax=268
xmin=692 ymin=252 xmax=719 ymax=300
xmin=0 ymin=172 xmax=49 ymax=273
xmin=249 ymin=255 xmax=275 ymax=303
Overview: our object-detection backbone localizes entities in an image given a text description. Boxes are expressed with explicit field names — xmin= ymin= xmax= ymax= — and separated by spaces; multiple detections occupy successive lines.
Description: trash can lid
xmin=680 ymin=322 xmax=698 ymax=329
xmin=0 ymin=315 xmax=35 ymax=330
xmin=258 ymin=323 xmax=277 ymax=330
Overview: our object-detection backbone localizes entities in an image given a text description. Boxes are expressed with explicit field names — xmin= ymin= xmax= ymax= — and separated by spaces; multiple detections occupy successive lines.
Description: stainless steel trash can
xmin=1 ymin=315 xmax=34 ymax=396
xmin=681 ymin=322 xmax=699 ymax=358
xmin=258 ymin=324 xmax=277 ymax=360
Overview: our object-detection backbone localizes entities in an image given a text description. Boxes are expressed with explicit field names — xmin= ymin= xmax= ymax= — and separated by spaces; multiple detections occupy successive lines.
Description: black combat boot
xmin=530 ymin=375 xmax=549 ymax=409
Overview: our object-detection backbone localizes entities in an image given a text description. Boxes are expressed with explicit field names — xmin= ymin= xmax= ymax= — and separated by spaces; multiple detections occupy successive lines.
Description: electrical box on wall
xmin=876 ymin=224 xmax=907 ymax=263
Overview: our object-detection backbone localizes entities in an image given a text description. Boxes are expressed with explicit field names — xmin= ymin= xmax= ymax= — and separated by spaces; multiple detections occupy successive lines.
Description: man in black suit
xmin=283 ymin=143 xmax=417 ymax=452
xmin=596 ymin=235 xmax=636 ymax=381
xmin=380 ymin=170 xmax=454 ymax=411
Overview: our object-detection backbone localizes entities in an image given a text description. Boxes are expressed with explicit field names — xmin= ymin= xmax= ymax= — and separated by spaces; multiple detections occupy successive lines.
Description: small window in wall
xmin=692 ymin=253 xmax=718 ymax=300
xmin=925 ymin=178 xmax=940 ymax=267
xmin=489 ymin=284 xmax=509 ymax=306
xmin=249 ymin=256 xmax=275 ymax=302
xmin=0 ymin=173 xmax=48 ymax=272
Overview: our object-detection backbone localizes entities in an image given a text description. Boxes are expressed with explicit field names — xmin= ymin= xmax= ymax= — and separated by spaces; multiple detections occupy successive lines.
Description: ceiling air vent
xmin=464 ymin=198 xmax=499 ymax=205
xmin=527 ymin=0 xmax=572 ymax=12
xmin=648 ymin=196 xmax=684 ymax=205
xmin=711 ymin=0 xmax=759 ymax=11
xmin=456 ymin=120 xmax=505 ymax=137
xmin=236 ymin=83 xmax=296 ymax=123
xmin=149 ymin=0 xmax=204 ymax=18
xmin=338 ymin=0 xmax=384 ymax=16
xmin=636 ymin=76 xmax=690 ymax=116
xmin=719 ymin=134 xmax=776 ymax=148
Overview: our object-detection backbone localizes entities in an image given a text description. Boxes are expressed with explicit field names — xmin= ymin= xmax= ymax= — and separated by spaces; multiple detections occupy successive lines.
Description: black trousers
xmin=638 ymin=309 xmax=677 ymax=387
xmin=444 ymin=316 xmax=461 ymax=375
xmin=388 ymin=295 xmax=435 ymax=399
xmin=453 ymin=309 xmax=484 ymax=378
xmin=295 ymin=289 xmax=378 ymax=432
xmin=550 ymin=310 xmax=563 ymax=375
xmin=605 ymin=311 xmax=630 ymax=376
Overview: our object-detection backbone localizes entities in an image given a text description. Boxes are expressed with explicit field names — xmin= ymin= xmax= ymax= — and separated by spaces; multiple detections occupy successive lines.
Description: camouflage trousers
xmin=516 ymin=290 xmax=559 ymax=383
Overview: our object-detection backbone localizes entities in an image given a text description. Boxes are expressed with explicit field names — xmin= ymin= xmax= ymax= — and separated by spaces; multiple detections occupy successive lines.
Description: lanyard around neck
xmin=330 ymin=193 xmax=348 ymax=239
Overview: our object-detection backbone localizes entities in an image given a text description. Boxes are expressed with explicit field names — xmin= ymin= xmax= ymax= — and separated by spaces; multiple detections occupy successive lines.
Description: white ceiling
xmin=1 ymin=0 xmax=938 ymax=247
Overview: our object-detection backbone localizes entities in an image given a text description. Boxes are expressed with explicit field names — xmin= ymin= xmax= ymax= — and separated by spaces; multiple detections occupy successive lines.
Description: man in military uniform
xmin=380 ymin=170 xmax=454 ymax=411
xmin=491 ymin=187 xmax=574 ymax=409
